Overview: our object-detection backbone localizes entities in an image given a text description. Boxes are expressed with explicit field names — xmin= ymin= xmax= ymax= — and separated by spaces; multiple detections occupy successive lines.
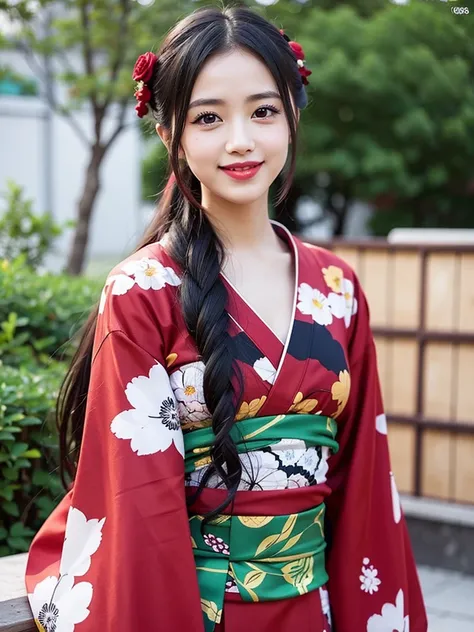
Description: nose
xmin=225 ymin=118 xmax=255 ymax=154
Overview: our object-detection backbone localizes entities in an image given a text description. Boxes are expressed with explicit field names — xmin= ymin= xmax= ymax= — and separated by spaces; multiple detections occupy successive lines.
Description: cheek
xmin=261 ymin=122 xmax=290 ymax=155
xmin=181 ymin=130 xmax=218 ymax=166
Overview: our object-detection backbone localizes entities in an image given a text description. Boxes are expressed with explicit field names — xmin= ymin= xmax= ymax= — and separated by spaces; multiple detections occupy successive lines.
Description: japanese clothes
xmin=25 ymin=220 xmax=427 ymax=632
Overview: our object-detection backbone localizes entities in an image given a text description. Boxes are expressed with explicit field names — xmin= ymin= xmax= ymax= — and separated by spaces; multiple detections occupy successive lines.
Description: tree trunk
xmin=333 ymin=206 xmax=349 ymax=236
xmin=66 ymin=143 xmax=107 ymax=275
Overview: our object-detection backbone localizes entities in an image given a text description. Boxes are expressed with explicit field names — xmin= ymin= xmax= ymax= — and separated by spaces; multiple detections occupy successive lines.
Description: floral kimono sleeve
xmin=26 ymin=318 xmax=205 ymax=629
xmin=324 ymin=280 xmax=427 ymax=632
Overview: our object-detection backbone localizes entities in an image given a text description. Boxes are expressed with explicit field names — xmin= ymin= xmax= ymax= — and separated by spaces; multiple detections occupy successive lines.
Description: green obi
xmin=184 ymin=413 xmax=339 ymax=632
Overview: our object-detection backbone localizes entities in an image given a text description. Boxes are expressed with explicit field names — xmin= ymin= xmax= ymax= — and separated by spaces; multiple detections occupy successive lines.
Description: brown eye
xmin=193 ymin=111 xmax=220 ymax=126
xmin=254 ymin=106 xmax=280 ymax=119
xmin=201 ymin=113 xmax=217 ymax=125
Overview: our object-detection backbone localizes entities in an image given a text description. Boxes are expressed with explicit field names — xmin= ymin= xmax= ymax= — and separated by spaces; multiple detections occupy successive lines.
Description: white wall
xmin=0 ymin=50 xmax=144 ymax=272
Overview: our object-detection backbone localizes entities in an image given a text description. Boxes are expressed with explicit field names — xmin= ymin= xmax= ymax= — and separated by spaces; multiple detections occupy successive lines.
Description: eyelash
xmin=192 ymin=105 xmax=281 ymax=126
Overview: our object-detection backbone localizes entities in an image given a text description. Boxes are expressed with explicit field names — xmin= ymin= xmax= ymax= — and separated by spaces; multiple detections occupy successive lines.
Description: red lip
xmin=220 ymin=162 xmax=263 ymax=181
xmin=220 ymin=161 xmax=263 ymax=169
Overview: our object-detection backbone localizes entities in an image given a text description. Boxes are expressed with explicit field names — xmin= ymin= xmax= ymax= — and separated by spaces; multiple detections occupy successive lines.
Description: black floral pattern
xmin=157 ymin=397 xmax=180 ymax=431
xmin=38 ymin=601 xmax=59 ymax=631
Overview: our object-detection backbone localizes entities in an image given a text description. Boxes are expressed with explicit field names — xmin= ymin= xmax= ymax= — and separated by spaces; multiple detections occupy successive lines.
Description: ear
xmin=155 ymin=123 xmax=186 ymax=160
xmin=155 ymin=123 xmax=170 ymax=151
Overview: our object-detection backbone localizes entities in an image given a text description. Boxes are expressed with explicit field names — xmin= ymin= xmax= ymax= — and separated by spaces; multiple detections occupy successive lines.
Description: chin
xmin=216 ymin=187 xmax=267 ymax=206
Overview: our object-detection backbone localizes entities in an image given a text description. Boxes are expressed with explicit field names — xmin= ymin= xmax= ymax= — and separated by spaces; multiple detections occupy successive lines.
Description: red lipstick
xmin=220 ymin=161 xmax=263 ymax=181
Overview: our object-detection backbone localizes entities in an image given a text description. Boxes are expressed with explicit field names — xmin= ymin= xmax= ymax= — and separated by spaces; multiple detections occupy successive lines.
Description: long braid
xmin=167 ymin=203 xmax=245 ymax=521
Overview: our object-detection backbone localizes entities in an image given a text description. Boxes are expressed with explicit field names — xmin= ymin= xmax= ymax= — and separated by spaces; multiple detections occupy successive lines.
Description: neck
xmin=201 ymin=189 xmax=286 ymax=258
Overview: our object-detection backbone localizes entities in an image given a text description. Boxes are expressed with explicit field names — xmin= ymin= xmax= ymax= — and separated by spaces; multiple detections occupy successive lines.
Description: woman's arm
xmin=26 ymin=278 xmax=204 ymax=631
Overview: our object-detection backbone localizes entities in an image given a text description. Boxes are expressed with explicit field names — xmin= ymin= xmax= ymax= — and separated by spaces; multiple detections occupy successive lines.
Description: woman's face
xmin=171 ymin=48 xmax=296 ymax=209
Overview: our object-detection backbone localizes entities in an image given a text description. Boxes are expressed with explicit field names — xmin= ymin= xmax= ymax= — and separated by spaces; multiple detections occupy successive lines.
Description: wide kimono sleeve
xmin=25 ymin=285 xmax=205 ymax=630
xmin=324 ymin=276 xmax=427 ymax=631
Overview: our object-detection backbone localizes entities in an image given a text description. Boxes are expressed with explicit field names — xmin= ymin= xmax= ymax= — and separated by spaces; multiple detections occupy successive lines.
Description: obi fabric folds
xmin=184 ymin=413 xmax=339 ymax=631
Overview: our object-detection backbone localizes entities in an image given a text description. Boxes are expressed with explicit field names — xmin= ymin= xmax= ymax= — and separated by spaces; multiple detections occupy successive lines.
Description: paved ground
xmin=419 ymin=565 xmax=474 ymax=631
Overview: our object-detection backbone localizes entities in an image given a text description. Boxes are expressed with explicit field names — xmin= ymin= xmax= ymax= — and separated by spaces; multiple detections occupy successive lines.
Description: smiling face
xmin=159 ymin=48 xmax=297 ymax=212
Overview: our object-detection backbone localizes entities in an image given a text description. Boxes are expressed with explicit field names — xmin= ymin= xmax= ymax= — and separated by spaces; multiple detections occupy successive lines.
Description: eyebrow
xmin=188 ymin=90 xmax=281 ymax=110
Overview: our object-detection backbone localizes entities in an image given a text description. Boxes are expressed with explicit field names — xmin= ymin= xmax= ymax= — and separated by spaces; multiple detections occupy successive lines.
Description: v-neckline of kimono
xmin=219 ymin=220 xmax=299 ymax=383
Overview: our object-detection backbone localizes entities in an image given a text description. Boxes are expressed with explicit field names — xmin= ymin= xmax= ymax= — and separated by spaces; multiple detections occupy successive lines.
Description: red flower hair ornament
xmin=279 ymin=29 xmax=312 ymax=86
xmin=132 ymin=52 xmax=158 ymax=118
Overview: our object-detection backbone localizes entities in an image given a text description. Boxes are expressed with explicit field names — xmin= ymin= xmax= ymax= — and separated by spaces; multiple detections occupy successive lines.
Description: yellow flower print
xmin=236 ymin=396 xmax=267 ymax=421
xmin=166 ymin=352 xmax=178 ymax=367
xmin=288 ymin=392 xmax=321 ymax=415
xmin=331 ymin=370 xmax=351 ymax=418
xmin=322 ymin=265 xmax=344 ymax=294
xmin=181 ymin=418 xmax=213 ymax=432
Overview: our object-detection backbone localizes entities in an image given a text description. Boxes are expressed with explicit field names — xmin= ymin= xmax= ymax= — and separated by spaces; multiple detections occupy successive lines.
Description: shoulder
xmin=95 ymin=242 xmax=182 ymax=353
xmin=296 ymin=237 xmax=360 ymax=289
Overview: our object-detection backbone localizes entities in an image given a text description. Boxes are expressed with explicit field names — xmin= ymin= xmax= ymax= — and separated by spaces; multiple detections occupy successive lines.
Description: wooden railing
xmin=0 ymin=554 xmax=35 ymax=631
xmin=306 ymin=238 xmax=474 ymax=504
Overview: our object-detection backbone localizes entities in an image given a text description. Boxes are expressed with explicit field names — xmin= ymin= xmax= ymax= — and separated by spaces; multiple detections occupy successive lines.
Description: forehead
xmin=190 ymin=49 xmax=278 ymax=101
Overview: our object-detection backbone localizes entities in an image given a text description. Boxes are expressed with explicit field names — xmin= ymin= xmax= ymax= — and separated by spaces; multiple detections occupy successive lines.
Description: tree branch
xmin=104 ymin=97 xmax=130 ymax=149
xmin=79 ymin=0 xmax=97 ymax=108
xmin=103 ymin=0 xmax=132 ymax=111
xmin=16 ymin=40 xmax=89 ymax=147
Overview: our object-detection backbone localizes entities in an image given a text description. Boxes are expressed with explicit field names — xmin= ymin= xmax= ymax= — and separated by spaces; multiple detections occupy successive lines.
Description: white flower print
xmin=170 ymin=361 xmax=211 ymax=423
xmin=98 ymin=274 xmax=135 ymax=314
xmin=360 ymin=558 xmax=381 ymax=595
xmin=367 ymin=589 xmax=409 ymax=632
xmin=121 ymin=257 xmax=181 ymax=291
xmin=297 ymin=283 xmax=333 ymax=326
xmin=391 ymin=472 xmax=402 ymax=524
xmin=240 ymin=451 xmax=288 ymax=490
xmin=287 ymin=473 xmax=309 ymax=488
xmin=203 ymin=533 xmax=230 ymax=555
xmin=271 ymin=439 xmax=307 ymax=466
xmin=98 ymin=257 xmax=180 ymax=314
xmin=110 ymin=362 xmax=184 ymax=458
xmin=376 ymin=413 xmax=388 ymax=435
xmin=253 ymin=356 xmax=277 ymax=384
xmin=59 ymin=508 xmax=105 ymax=578
xmin=225 ymin=574 xmax=239 ymax=593
xmin=296 ymin=446 xmax=330 ymax=484
xmin=30 ymin=574 xmax=92 ymax=632
xmin=319 ymin=586 xmax=332 ymax=627
xmin=187 ymin=450 xmax=288 ymax=491
xmin=327 ymin=277 xmax=358 ymax=328
xmin=28 ymin=507 xmax=105 ymax=632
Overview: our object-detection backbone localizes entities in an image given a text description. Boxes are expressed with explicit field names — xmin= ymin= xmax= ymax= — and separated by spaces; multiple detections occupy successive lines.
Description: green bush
xmin=0 ymin=180 xmax=70 ymax=269
xmin=0 ymin=256 xmax=102 ymax=367
xmin=0 ymin=256 xmax=103 ymax=556
xmin=0 ymin=360 xmax=66 ymax=556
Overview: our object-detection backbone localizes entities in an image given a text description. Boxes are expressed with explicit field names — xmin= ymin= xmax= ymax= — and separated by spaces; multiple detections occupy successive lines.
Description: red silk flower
xmin=280 ymin=30 xmax=311 ymax=87
xmin=135 ymin=101 xmax=149 ymax=118
xmin=288 ymin=41 xmax=305 ymax=61
xmin=134 ymin=84 xmax=151 ymax=103
xmin=132 ymin=52 xmax=157 ymax=118
xmin=299 ymin=65 xmax=312 ymax=86
xmin=132 ymin=52 xmax=157 ymax=83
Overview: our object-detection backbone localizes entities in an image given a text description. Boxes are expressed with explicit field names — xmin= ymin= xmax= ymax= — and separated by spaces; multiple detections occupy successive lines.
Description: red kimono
xmin=25 ymin=220 xmax=427 ymax=632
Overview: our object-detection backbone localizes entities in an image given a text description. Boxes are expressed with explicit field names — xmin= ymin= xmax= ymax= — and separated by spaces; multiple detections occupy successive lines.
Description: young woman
xmin=25 ymin=5 xmax=427 ymax=632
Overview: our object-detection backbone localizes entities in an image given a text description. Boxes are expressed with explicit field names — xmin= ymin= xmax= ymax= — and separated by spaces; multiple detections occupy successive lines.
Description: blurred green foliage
xmin=143 ymin=1 xmax=474 ymax=235
xmin=0 ymin=181 xmax=70 ymax=268
xmin=0 ymin=257 xmax=102 ymax=556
